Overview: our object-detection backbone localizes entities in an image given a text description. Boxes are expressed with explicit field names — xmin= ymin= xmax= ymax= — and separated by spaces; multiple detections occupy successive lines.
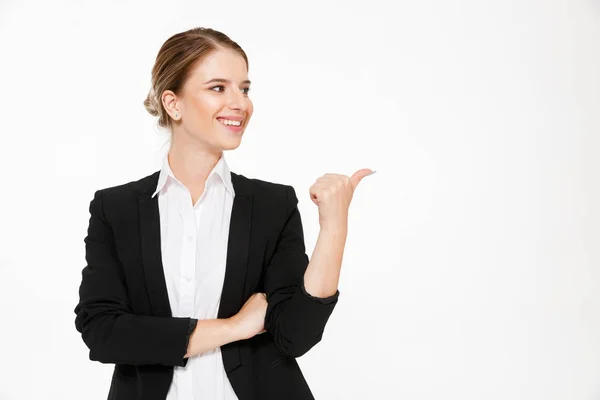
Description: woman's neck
xmin=167 ymin=139 xmax=222 ymax=194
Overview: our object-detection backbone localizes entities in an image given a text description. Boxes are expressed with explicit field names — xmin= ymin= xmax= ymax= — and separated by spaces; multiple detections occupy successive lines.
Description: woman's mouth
xmin=217 ymin=118 xmax=243 ymax=133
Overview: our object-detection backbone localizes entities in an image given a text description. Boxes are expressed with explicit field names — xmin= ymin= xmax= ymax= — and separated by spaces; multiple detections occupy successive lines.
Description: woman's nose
xmin=227 ymin=89 xmax=247 ymax=111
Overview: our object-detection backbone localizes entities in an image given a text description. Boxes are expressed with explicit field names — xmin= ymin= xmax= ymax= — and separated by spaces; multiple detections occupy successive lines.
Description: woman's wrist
xmin=319 ymin=222 xmax=348 ymax=236
xmin=185 ymin=318 xmax=244 ymax=358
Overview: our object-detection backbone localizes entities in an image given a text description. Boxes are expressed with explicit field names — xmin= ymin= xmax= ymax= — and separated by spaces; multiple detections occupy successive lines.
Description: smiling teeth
xmin=219 ymin=119 xmax=241 ymax=126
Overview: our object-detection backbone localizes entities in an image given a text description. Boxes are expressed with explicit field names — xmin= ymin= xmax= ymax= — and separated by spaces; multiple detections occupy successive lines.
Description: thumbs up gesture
xmin=309 ymin=169 xmax=375 ymax=229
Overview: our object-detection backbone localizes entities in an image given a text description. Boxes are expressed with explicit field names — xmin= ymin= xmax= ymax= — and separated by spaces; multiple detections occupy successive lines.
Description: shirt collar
xmin=151 ymin=153 xmax=235 ymax=198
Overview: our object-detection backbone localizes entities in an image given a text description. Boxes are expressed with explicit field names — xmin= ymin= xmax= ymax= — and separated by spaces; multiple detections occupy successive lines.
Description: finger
xmin=309 ymin=185 xmax=322 ymax=206
xmin=350 ymin=169 xmax=375 ymax=189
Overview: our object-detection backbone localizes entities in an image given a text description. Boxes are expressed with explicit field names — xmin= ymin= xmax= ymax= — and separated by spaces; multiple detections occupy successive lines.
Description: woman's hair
xmin=143 ymin=27 xmax=248 ymax=130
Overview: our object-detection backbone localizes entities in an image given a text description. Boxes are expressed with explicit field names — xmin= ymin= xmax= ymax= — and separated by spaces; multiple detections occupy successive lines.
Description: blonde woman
xmin=74 ymin=27 xmax=373 ymax=400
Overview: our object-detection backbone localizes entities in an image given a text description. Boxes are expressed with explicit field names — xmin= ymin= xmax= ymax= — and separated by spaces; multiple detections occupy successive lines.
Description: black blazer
xmin=74 ymin=170 xmax=340 ymax=400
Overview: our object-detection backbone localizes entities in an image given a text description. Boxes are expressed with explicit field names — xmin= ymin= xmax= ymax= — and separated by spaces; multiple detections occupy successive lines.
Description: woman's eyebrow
xmin=203 ymin=78 xmax=251 ymax=85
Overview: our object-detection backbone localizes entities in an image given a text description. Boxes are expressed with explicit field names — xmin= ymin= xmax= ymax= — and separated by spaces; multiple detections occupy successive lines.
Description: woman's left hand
xmin=309 ymin=169 xmax=374 ymax=229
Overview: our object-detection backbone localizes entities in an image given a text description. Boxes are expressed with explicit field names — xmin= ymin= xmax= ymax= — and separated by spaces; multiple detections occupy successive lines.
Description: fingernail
xmin=367 ymin=170 xmax=377 ymax=176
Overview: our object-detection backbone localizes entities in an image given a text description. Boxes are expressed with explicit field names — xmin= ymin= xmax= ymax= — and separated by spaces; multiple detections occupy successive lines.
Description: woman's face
xmin=168 ymin=48 xmax=253 ymax=152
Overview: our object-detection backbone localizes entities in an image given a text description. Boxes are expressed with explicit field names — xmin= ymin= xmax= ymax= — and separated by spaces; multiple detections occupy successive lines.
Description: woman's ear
xmin=162 ymin=90 xmax=180 ymax=120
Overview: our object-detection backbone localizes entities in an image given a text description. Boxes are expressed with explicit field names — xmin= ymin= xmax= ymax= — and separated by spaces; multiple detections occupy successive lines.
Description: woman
xmin=74 ymin=27 xmax=373 ymax=400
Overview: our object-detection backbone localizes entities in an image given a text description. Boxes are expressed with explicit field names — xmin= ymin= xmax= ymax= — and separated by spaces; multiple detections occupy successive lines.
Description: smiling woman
xmin=74 ymin=26 xmax=372 ymax=400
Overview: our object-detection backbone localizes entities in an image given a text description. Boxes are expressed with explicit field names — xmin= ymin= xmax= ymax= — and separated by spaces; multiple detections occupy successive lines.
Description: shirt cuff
xmin=179 ymin=318 xmax=198 ymax=367
xmin=300 ymin=283 xmax=339 ymax=304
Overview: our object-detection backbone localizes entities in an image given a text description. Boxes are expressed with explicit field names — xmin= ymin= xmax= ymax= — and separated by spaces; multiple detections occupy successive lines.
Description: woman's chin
xmin=219 ymin=136 xmax=243 ymax=151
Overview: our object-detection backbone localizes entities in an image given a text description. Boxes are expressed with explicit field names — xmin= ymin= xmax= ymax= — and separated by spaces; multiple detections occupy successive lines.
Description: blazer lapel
xmin=219 ymin=172 xmax=253 ymax=373
xmin=138 ymin=172 xmax=173 ymax=318
xmin=218 ymin=174 xmax=253 ymax=319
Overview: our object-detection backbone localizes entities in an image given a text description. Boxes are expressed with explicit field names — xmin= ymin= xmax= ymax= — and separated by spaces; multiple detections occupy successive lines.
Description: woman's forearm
xmin=303 ymin=225 xmax=348 ymax=298
xmin=185 ymin=225 xmax=349 ymax=359
xmin=185 ymin=318 xmax=241 ymax=358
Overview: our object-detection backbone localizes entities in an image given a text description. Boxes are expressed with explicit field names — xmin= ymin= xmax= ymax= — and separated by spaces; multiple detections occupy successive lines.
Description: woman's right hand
xmin=229 ymin=292 xmax=268 ymax=340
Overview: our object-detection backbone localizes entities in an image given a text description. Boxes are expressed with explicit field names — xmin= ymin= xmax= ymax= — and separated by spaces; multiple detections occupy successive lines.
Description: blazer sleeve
xmin=263 ymin=185 xmax=340 ymax=358
xmin=74 ymin=190 xmax=196 ymax=367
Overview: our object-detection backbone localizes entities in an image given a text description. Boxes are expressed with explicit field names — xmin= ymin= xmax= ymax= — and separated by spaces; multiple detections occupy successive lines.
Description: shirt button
xmin=187 ymin=236 xmax=193 ymax=241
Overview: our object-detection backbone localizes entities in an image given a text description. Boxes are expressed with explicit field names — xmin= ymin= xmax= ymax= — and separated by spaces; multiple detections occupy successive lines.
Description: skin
xmin=159 ymin=48 xmax=373 ymax=359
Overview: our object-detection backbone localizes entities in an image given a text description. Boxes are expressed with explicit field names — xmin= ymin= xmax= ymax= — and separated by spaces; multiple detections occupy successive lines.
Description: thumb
xmin=350 ymin=169 xmax=375 ymax=190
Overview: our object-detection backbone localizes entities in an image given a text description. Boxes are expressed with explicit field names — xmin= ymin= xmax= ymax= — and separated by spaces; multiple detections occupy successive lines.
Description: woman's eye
xmin=210 ymin=86 xmax=250 ymax=95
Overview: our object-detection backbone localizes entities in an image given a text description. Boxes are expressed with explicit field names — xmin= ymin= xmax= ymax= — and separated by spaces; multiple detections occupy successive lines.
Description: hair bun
xmin=143 ymin=90 xmax=159 ymax=116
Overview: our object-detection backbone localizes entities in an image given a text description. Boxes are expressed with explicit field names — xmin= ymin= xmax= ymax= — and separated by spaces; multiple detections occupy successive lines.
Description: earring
xmin=175 ymin=113 xmax=179 ymax=118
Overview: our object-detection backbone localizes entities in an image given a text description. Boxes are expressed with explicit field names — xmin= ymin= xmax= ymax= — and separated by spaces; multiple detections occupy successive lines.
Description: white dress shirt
xmin=152 ymin=153 xmax=239 ymax=400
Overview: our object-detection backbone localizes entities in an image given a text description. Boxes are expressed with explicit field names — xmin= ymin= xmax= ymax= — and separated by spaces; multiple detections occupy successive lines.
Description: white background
xmin=0 ymin=0 xmax=599 ymax=399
